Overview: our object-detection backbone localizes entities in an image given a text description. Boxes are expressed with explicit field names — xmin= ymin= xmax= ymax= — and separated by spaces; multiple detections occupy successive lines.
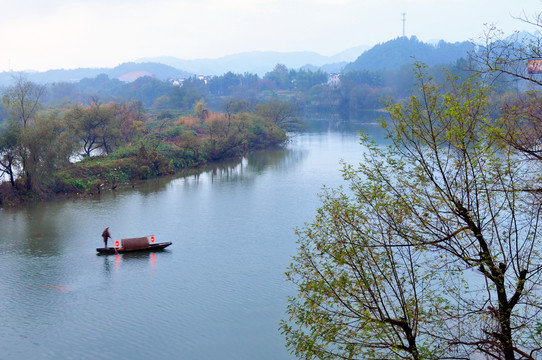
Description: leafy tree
xmin=293 ymin=69 xmax=328 ymax=92
xmin=282 ymin=65 xmax=542 ymax=359
xmin=255 ymin=100 xmax=302 ymax=131
xmin=109 ymin=100 xmax=146 ymax=142
xmin=222 ymin=98 xmax=253 ymax=119
xmin=75 ymin=74 xmax=122 ymax=100
xmin=208 ymin=71 xmax=242 ymax=96
xmin=342 ymin=69 xmax=384 ymax=88
xmin=2 ymin=75 xmax=46 ymax=190
xmin=65 ymin=101 xmax=122 ymax=156
xmin=46 ymin=81 xmax=79 ymax=105
xmin=122 ymin=76 xmax=172 ymax=108
xmin=348 ymin=84 xmax=386 ymax=115
xmin=194 ymin=99 xmax=209 ymax=121
xmin=169 ymin=80 xmax=204 ymax=110
xmin=264 ymin=64 xmax=292 ymax=89
xmin=66 ymin=103 xmax=105 ymax=156
xmin=21 ymin=112 xmax=76 ymax=192
xmin=176 ymin=131 xmax=203 ymax=162
xmin=152 ymin=95 xmax=171 ymax=110
xmin=304 ymin=84 xmax=341 ymax=116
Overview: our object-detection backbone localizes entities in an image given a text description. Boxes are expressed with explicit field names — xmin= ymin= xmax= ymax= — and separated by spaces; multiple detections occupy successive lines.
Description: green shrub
xmin=109 ymin=145 xmax=139 ymax=160
xmin=53 ymin=172 xmax=88 ymax=193
xmin=138 ymin=165 xmax=151 ymax=179
xmin=165 ymin=125 xmax=184 ymax=138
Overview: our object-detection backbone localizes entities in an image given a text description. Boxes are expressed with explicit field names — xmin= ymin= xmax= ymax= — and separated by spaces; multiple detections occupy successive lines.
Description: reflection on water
xmin=102 ymin=254 xmax=115 ymax=275
xmin=0 ymin=118 xmax=387 ymax=360
xmin=101 ymin=251 xmax=165 ymax=274
xmin=126 ymin=143 xmax=293 ymax=198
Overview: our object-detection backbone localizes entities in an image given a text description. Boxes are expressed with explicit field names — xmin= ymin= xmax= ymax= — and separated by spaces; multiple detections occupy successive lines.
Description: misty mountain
xmin=0 ymin=62 xmax=192 ymax=87
xmin=327 ymin=45 xmax=372 ymax=63
xmin=137 ymin=46 xmax=371 ymax=76
xmin=0 ymin=38 xmax=477 ymax=88
xmin=136 ymin=52 xmax=328 ymax=76
xmin=345 ymin=36 xmax=474 ymax=72
xmin=107 ymin=62 xmax=192 ymax=80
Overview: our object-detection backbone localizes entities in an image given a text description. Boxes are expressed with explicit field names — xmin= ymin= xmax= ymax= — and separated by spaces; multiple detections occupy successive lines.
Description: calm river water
xmin=0 ymin=118 xmax=386 ymax=360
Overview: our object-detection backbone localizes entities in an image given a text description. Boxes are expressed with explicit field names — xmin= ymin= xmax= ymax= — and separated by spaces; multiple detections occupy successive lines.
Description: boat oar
xmin=113 ymin=239 xmax=119 ymax=254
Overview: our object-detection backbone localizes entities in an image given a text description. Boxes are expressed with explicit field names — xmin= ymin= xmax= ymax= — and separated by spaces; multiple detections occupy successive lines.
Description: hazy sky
xmin=1 ymin=0 xmax=541 ymax=72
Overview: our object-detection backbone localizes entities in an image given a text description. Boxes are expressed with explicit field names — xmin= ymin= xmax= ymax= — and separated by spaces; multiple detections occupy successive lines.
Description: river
xmin=0 ymin=118 xmax=386 ymax=360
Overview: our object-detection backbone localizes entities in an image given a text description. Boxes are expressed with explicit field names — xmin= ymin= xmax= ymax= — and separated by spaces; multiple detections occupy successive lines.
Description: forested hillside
xmin=345 ymin=36 xmax=473 ymax=71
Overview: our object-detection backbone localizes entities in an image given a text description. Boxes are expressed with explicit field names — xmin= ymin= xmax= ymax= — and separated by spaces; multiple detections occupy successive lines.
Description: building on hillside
xmin=327 ymin=73 xmax=340 ymax=88
xmin=197 ymin=75 xmax=214 ymax=84
xmin=170 ymin=75 xmax=214 ymax=86
xmin=170 ymin=78 xmax=187 ymax=86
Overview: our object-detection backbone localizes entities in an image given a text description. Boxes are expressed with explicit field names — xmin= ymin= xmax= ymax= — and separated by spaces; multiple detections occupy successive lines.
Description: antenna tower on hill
xmin=402 ymin=13 xmax=406 ymax=37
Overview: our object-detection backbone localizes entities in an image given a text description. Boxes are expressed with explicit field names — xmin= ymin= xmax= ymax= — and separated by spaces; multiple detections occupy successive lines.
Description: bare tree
xmin=2 ymin=74 xmax=46 ymax=128
xmin=471 ymin=13 xmax=542 ymax=171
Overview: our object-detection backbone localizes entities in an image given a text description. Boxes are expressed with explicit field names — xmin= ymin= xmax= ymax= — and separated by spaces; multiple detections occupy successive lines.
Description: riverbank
xmin=0 ymin=107 xmax=290 ymax=208
xmin=0 ymin=126 xmax=372 ymax=360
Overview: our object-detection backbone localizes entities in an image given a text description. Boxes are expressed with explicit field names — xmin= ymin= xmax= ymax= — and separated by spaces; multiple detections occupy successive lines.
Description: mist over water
xmin=0 ymin=118 xmax=386 ymax=359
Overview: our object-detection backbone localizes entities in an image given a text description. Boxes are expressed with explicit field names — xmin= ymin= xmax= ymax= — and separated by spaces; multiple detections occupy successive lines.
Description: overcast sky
xmin=0 ymin=0 xmax=541 ymax=72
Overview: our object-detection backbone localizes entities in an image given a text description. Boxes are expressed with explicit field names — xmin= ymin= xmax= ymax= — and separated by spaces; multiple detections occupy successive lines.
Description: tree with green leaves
xmin=222 ymin=98 xmax=253 ymax=119
xmin=65 ymin=100 xmax=123 ymax=156
xmin=21 ymin=112 xmax=76 ymax=192
xmin=255 ymin=99 xmax=302 ymax=131
xmin=282 ymin=64 xmax=542 ymax=359
xmin=194 ymin=99 xmax=209 ymax=121
xmin=264 ymin=64 xmax=292 ymax=89
xmin=292 ymin=69 xmax=328 ymax=92
xmin=2 ymin=75 xmax=47 ymax=190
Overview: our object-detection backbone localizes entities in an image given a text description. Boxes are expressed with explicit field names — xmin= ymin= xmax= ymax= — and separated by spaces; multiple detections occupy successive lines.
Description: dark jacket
xmin=102 ymin=228 xmax=111 ymax=242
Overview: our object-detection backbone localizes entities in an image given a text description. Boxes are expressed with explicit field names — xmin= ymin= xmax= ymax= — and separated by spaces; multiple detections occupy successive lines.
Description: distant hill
xmin=137 ymin=46 xmax=371 ymax=76
xmin=106 ymin=62 xmax=192 ymax=80
xmin=327 ymin=45 xmax=371 ymax=63
xmin=0 ymin=62 xmax=192 ymax=87
xmin=138 ymin=51 xmax=329 ymax=76
xmin=344 ymin=36 xmax=474 ymax=72
xmin=0 ymin=39 xmax=475 ymax=88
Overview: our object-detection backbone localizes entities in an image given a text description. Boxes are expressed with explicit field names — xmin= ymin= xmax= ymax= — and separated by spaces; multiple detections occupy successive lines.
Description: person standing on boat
xmin=102 ymin=227 xmax=111 ymax=249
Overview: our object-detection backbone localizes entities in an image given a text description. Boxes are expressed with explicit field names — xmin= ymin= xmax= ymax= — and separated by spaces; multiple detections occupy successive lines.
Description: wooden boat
xmin=96 ymin=235 xmax=172 ymax=255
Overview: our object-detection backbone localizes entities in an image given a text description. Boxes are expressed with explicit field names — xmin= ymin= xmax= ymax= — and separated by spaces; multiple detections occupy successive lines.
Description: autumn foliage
xmin=0 ymin=85 xmax=292 ymax=206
